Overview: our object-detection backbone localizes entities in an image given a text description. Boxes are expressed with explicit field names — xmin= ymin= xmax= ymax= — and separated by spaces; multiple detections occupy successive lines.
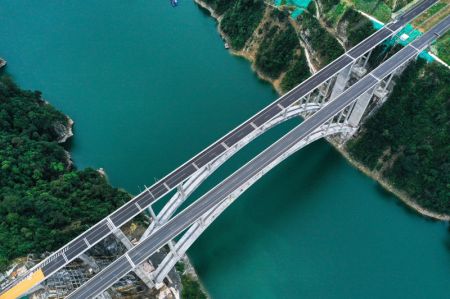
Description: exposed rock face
xmin=54 ymin=117 xmax=74 ymax=143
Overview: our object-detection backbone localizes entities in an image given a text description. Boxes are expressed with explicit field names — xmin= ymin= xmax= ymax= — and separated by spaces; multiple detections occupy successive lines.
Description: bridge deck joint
xmin=144 ymin=185 xmax=156 ymax=200
xmin=408 ymin=44 xmax=421 ymax=53
xmin=125 ymin=254 xmax=136 ymax=268
xmin=370 ymin=73 xmax=382 ymax=82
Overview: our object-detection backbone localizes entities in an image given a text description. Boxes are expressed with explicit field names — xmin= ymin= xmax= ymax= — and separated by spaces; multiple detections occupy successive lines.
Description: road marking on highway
xmin=192 ymin=162 xmax=199 ymax=170
xmin=135 ymin=202 xmax=143 ymax=211
xmin=144 ymin=185 xmax=156 ymax=200
xmin=125 ymin=254 xmax=136 ymax=268
xmin=277 ymin=103 xmax=284 ymax=110
xmin=385 ymin=25 xmax=395 ymax=33
xmin=409 ymin=44 xmax=421 ymax=52
xmin=163 ymin=182 xmax=170 ymax=190
xmin=250 ymin=122 xmax=258 ymax=129
xmin=62 ymin=253 xmax=69 ymax=263
xmin=83 ymin=237 xmax=90 ymax=246
xmin=6 ymin=5 xmax=439 ymax=297
xmin=106 ymin=217 xmax=117 ymax=231
xmin=369 ymin=73 xmax=382 ymax=82
xmin=345 ymin=53 xmax=356 ymax=60
xmin=221 ymin=142 xmax=229 ymax=149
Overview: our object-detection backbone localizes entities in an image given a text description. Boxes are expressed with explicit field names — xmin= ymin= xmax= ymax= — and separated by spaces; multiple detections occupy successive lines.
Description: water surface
xmin=0 ymin=1 xmax=449 ymax=298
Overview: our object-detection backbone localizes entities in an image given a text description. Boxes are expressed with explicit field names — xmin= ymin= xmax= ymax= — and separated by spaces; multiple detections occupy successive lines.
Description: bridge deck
xmin=0 ymin=1 xmax=439 ymax=298
xmin=66 ymin=13 xmax=450 ymax=299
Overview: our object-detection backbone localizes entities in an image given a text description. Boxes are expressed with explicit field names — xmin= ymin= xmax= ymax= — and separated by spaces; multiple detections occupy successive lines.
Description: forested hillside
xmin=347 ymin=60 xmax=450 ymax=214
xmin=0 ymin=77 xmax=130 ymax=271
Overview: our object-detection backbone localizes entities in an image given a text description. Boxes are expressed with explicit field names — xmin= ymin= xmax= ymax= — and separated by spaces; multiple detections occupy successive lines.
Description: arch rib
xmin=152 ymin=123 xmax=353 ymax=283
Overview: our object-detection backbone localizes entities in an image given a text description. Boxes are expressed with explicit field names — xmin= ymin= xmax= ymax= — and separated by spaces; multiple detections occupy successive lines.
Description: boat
xmin=0 ymin=58 xmax=6 ymax=69
xmin=224 ymin=42 xmax=230 ymax=49
xmin=171 ymin=0 xmax=178 ymax=7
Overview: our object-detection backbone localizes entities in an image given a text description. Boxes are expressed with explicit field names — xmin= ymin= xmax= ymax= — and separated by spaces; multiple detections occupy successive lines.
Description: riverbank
xmin=195 ymin=0 xmax=285 ymax=93
xmin=194 ymin=0 xmax=449 ymax=222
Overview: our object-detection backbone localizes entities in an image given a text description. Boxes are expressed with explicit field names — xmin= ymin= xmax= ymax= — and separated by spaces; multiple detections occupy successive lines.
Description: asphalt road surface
xmin=67 ymin=13 xmax=450 ymax=299
xmin=1 ymin=1 xmax=439 ymax=297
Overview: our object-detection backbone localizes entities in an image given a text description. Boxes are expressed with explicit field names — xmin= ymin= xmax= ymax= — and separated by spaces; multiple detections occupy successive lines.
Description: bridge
xmin=1 ymin=1 xmax=448 ymax=298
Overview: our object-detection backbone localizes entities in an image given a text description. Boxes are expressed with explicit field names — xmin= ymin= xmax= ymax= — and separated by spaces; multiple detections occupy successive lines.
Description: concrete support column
xmin=329 ymin=63 xmax=353 ymax=100
xmin=346 ymin=86 xmax=376 ymax=127
xmin=112 ymin=229 xmax=155 ymax=288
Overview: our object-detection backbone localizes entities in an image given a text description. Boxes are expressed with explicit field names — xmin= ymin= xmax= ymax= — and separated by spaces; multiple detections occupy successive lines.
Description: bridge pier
xmin=112 ymin=228 xmax=155 ymax=289
xmin=330 ymin=63 xmax=354 ymax=100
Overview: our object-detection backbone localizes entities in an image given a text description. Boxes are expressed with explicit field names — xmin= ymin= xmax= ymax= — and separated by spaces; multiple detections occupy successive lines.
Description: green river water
xmin=1 ymin=1 xmax=449 ymax=298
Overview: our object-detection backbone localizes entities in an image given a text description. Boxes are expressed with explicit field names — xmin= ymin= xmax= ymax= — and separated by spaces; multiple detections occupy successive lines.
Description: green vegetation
xmin=220 ymin=0 xmax=265 ymax=50
xmin=0 ymin=77 xmax=129 ymax=271
xmin=202 ymin=0 xmax=236 ymax=16
xmin=352 ymin=0 xmax=392 ymax=23
xmin=280 ymin=52 xmax=310 ymax=92
xmin=297 ymin=12 xmax=344 ymax=67
xmin=383 ymin=0 xmax=415 ymax=12
xmin=181 ymin=274 xmax=207 ymax=299
xmin=347 ymin=60 xmax=450 ymax=214
xmin=255 ymin=20 xmax=299 ymax=79
xmin=339 ymin=8 xmax=376 ymax=48
xmin=324 ymin=2 xmax=347 ymax=25
xmin=317 ymin=0 xmax=340 ymax=12
xmin=435 ymin=30 xmax=450 ymax=65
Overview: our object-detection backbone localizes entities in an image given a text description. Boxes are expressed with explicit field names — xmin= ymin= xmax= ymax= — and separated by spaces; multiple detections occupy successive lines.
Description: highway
xmin=0 ymin=1 xmax=438 ymax=298
xmin=66 ymin=14 xmax=450 ymax=299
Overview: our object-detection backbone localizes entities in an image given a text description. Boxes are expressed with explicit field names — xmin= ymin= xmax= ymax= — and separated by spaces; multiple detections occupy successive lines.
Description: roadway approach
xmin=66 ymin=15 xmax=450 ymax=299
xmin=0 ymin=0 xmax=440 ymax=298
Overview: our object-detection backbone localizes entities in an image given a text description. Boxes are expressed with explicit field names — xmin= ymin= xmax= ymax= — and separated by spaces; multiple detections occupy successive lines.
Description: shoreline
xmin=194 ymin=0 xmax=449 ymax=222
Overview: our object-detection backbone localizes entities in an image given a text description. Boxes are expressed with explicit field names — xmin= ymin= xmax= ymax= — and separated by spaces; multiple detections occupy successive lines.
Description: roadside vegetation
xmin=280 ymin=52 xmax=310 ymax=92
xmin=352 ymin=0 xmax=392 ymax=22
xmin=0 ymin=77 xmax=129 ymax=271
xmin=338 ymin=8 xmax=376 ymax=48
xmin=296 ymin=11 xmax=344 ymax=67
xmin=347 ymin=60 xmax=450 ymax=214
xmin=434 ymin=30 xmax=450 ymax=65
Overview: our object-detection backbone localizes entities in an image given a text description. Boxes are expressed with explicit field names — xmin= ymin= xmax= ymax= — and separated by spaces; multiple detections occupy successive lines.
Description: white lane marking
xmin=250 ymin=122 xmax=258 ymax=129
xmin=193 ymin=162 xmax=199 ymax=170
xmin=106 ymin=217 xmax=117 ymax=230
xmin=277 ymin=103 xmax=284 ymax=109
xmin=345 ymin=53 xmax=356 ymax=60
xmin=144 ymin=185 xmax=155 ymax=200
xmin=163 ymin=182 xmax=170 ymax=190
xmin=221 ymin=142 xmax=229 ymax=149
xmin=62 ymin=253 xmax=69 ymax=263
xmin=125 ymin=254 xmax=136 ymax=268
xmin=370 ymin=73 xmax=382 ymax=82
xmin=409 ymin=44 xmax=421 ymax=52
xmin=83 ymin=237 xmax=90 ymax=246
xmin=385 ymin=25 xmax=394 ymax=33
xmin=135 ymin=202 xmax=143 ymax=210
